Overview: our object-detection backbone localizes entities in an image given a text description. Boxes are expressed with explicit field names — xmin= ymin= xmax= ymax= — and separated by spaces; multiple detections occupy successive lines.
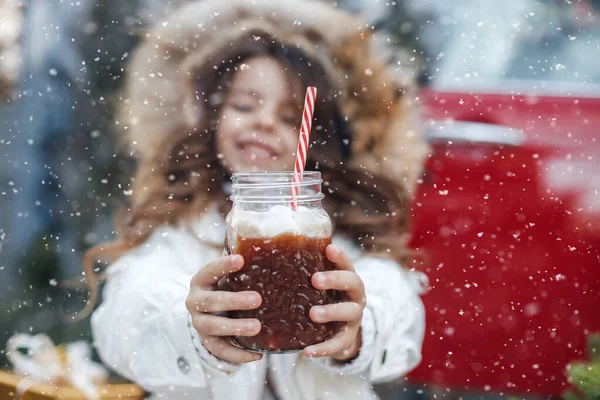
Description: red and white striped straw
xmin=291 ymin=86 xmax=317 ymax=210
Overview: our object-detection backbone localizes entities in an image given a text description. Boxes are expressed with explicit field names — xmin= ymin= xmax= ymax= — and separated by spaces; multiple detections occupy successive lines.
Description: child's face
xmin=215 ymin=56 xmax=302 ymax=173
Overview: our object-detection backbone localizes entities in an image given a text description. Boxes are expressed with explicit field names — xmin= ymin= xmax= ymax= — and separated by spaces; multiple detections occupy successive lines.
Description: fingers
xmin=192 ymin=313 xmax=261 ymax=337
xmin=187 ymin=291 xmax=262 ymax=313
xmin=201 ymin=335 xmax=263 ymax=364
xmin=187 ymin=255 xmax=265 ymax=364
xmin=312 ymin=270 xmax=365 ymax=305
xmin=192 ymin=255 xmax=244 ymax=288
xmin=310 ymin=302 xmax=363 ymax=324
xmin=303 ymin=323 xmax=360 ymax=358
xmin=312 ymin=270 xmax=362 ymax=292
xmin=325 ymin=244 xmax=355 ymax=272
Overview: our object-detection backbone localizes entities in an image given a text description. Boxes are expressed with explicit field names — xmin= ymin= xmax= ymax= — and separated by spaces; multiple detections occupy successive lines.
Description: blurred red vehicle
xmin=403 ymin=0 xmax=600 ymax=396
xmin=409 ymin=90 xmax=600 ymax=396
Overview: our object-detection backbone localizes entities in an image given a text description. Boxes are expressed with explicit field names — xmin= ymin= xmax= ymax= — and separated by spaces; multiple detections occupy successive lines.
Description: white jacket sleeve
xmin=315 ymin=255 xmax=426 ymax=383
xmin=358 ymin=256 xmax=426 ymax=383
xmin=91 ymin=227 xmax=240 ymax=395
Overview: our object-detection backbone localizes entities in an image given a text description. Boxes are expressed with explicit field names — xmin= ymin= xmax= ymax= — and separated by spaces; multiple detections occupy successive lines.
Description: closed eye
xmin=232 ymin=102 xmax=254 ymax=112
xmin=281 ymin=114 xmax=297 ymax=126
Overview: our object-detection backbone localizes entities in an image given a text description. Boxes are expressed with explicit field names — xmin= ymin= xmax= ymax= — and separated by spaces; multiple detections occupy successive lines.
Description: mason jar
xmin=218 ymin=171 xmax=340 ymax=353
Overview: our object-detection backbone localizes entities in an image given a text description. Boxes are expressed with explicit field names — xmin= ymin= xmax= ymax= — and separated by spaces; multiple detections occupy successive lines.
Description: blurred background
xmin=0 ymin=0 xmax=599 ymax=399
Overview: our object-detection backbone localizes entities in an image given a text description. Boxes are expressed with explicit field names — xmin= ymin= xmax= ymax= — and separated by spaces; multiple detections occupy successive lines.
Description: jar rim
xmin=231 ymin=171 xmax=321 ymax=187
xmin=230 ymin=171 xmax=324 ymax=203
xmin=231 ymin=171 xmax=320 ymax=180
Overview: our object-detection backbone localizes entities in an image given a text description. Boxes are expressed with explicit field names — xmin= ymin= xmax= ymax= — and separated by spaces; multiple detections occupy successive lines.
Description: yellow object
xmin=55 ymin=345 xmax=68 ymax=368
xmin=0 ymin=370 xmax=144 ymax=400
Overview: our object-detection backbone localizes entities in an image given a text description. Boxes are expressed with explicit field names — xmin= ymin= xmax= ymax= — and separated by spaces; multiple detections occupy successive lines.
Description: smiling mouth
xmin=237 ymin=141 xmax=279 ymax=162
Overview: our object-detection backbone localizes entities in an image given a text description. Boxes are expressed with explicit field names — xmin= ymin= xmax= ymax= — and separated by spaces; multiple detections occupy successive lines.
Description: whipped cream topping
xmin=226 ymin=205 xmax=331 ymax=250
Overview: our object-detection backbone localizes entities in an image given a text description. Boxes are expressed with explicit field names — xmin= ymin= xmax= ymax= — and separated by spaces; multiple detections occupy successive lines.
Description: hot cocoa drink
xmin=220 ymin=233 xmax=339 ymax=352
xmin=224 ymin=172 xmax=338 ymax=353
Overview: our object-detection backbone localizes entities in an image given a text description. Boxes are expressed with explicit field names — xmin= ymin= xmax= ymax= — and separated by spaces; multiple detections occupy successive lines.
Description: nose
xmin=254 ymin=107 xmax=276 ymax=132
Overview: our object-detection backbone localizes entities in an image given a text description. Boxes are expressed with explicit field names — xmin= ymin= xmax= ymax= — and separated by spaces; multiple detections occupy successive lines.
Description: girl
xmin=86 ymin=0 xmax=429 ymax=398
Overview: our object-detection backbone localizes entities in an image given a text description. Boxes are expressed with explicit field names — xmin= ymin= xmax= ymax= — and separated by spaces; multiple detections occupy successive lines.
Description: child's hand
xmin=185 ymin=255 xmax=263 ymax=364
xmin=305 ymin=244 xmax=366 ymax=361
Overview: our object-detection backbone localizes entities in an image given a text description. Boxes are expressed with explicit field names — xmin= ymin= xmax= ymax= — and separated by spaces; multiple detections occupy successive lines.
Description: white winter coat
xmin=91 ymin=208 xmax=426 ymax=399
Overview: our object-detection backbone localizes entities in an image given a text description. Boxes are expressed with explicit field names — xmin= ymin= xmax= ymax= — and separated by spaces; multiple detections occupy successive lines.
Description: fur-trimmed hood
xmin=120 ymin=0 xmax=428 ymax=192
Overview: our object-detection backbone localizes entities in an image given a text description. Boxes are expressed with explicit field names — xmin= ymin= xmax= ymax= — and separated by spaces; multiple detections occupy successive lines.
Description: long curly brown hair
xmin=79 ymin=39 xmax=413 ymax=319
